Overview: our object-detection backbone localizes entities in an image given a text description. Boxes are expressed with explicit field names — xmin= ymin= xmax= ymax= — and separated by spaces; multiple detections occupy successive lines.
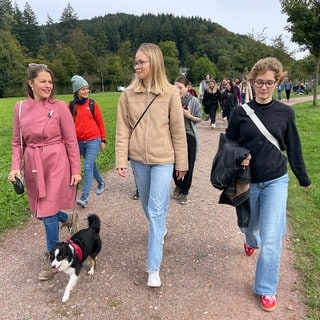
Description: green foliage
xmin=1 ymin=1 xmax=304 ymax=98
xmin=0 ymin=30 xmax=26 ymax=97
xmin=287 ymin=101 xmax=320 ymax=319
xmin=159 ymin=41 xmax=180 ymax=82
xmin=281 ymin=0 xmax=320 ymax=106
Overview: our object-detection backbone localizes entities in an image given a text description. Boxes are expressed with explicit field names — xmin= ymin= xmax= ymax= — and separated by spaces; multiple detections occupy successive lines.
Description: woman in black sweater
xmin=226 ymin=57 xmax=311 ymax=312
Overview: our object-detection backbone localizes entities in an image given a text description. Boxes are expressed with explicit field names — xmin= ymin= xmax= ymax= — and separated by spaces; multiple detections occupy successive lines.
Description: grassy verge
xmin=287 ymin=101 xmax=320 ymax=319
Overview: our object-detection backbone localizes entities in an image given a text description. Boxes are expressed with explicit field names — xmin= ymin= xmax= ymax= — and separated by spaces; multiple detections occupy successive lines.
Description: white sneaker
xmin=211 ymin=123 xmax=216 ymax=129
xmin=147 ymin=271 xmax=161 ymax=287
xmin=163 ymin=229 xmax=168 ymax=244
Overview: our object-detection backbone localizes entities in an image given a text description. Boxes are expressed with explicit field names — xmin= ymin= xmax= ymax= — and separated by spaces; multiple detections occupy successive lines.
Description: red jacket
xmin=72 ymin=99 xmax=106 ymax=142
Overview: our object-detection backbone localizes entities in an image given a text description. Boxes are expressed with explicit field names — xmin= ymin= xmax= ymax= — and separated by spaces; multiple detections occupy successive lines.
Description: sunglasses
xmin=28 ymin=63 xmax=48 ymax=69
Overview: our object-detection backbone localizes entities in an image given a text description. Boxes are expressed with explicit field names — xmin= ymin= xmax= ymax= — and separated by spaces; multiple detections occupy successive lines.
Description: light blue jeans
xmin=131 ymin=160 xmax=173 ymax=273
xmin=78 ymin=138 xmax=103 ymax=199
xmin=241 ymin=173 xmax=289 ymax=295
xmin=40 ymin=211 xmax=68 ymax=250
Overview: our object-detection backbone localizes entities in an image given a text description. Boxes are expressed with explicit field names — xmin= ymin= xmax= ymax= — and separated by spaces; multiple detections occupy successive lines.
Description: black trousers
xmin=173 ymin=134 xmax=197 ymax=195
xmin=285 ymin=89 xmax=291 ymax=100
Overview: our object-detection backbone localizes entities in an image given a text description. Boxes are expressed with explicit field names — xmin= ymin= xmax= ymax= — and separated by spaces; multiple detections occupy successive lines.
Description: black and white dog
xmin=50 ymin=214 xmax=102 ymax=302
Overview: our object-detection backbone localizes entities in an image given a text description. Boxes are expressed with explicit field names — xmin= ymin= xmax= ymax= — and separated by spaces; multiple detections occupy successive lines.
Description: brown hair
xmin=248 ymin=57 xmax=287 ymax=84
xmin=27 ymin=64 xmax=55 ymax=100
xmin=175 ymin=75 xmax=189 ymax=87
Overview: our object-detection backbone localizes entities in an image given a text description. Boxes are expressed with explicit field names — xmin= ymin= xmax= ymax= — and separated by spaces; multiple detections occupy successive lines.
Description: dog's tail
xmin=87 ymin=214 xmax=101 ymax=234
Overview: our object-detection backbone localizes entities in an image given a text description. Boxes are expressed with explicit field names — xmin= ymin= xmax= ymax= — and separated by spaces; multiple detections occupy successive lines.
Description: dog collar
xmin=66 ymin=237 xmax=83 ymax=261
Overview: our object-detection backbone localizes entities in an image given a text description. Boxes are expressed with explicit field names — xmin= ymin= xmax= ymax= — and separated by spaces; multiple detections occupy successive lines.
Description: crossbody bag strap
xmin=132 ymin=94 xmax=159 ymax=132
xmin=241 ymin=103 xmax=281 ymax=151
xmin=19 ymin=101 xmax=24 ymax=155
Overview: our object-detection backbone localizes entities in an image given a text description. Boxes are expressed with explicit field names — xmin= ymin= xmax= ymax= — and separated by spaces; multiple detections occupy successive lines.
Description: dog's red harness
xmin=66 ymin=237 xmax=83 ymax=261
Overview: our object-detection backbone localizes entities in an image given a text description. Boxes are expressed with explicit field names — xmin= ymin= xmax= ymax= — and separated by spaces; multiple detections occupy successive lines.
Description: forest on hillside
xmin=0 ymin=0 xmax=315 ymax=97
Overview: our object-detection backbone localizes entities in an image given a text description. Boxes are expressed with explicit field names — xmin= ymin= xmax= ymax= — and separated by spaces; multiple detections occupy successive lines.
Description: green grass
xmin=0 ymin=92 xmax=319 ymax=318
xmin=286 ymin=101 xmax=320 ymax=319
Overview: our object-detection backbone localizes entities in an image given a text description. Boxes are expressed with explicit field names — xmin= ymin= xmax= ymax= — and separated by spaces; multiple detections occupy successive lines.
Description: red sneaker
xmin=260 ymin=295 xmax=277 ymax=312
xmin=244 ymin=242 xmax=255 ymax=256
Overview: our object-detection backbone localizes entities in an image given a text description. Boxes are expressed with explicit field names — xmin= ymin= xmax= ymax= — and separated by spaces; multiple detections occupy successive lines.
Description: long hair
xmin=27 ymin=64 xmax=55 ymax=100
xmin=131 ymin=43 xmax=172 ymax=94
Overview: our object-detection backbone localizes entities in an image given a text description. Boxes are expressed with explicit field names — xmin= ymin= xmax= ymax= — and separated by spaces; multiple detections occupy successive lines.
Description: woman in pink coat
xmin=8 ymin=63 xmax=82 ymax=281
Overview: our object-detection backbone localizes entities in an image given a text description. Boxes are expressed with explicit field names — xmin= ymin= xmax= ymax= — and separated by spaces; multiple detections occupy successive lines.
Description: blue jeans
xmin=242 ymin=173 xmax=289 ymax=295
xmin=78 ymin=138 xmax=103 ymax=199
xmin=40 ymin=211 xmax=68 ymax=250
xmin=131 ymin=160 xmax=173 ymax=272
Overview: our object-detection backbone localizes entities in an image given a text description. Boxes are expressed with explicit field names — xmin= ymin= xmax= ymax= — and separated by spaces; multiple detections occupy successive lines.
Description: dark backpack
xmin=69 ymin=99 xmax=95 ymax=121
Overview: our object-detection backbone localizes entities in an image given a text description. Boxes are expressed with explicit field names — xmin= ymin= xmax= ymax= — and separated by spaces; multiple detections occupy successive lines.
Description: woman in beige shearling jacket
xmin=115 ymin=43 xmax=188 ymax=288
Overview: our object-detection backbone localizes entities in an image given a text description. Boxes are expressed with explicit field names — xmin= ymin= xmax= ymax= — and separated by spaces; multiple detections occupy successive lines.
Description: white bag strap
xmin=19 ymin=101 xmax=23 ymax=155
xmin=241 ymin=104 xmax=281 ymax=151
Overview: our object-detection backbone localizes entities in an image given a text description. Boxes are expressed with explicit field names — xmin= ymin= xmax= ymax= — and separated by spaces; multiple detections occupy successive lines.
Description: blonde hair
xmin=132 ymin=43 xmax=172 ymax=94
xmin=248 ymin=57 xmax=287 ymax=84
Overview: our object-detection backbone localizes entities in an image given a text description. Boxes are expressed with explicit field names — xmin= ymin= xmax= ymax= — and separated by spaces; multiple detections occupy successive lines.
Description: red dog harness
xmin=66 ymin=237 xmax=83 ymax=261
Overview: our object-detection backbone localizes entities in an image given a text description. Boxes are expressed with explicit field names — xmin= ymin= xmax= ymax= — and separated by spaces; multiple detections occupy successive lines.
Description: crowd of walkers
xmin=198 ymin=75 xmax=255 ymax=127
xmin=8 ymin=45 xmax=311 ymax=314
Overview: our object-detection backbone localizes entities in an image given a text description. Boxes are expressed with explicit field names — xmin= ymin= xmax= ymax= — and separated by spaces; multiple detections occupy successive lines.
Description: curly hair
xmin=248 ymin=57 xmax=287 ymax=84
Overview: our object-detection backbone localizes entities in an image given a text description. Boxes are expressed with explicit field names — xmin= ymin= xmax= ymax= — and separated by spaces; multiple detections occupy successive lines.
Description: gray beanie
xmin=71 ymin=75 xmax=89 ymax=93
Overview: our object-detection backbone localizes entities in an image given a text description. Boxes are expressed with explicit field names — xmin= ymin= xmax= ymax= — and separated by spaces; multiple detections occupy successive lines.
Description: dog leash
xmin=68 ymin=183 xmax=79 ymax=236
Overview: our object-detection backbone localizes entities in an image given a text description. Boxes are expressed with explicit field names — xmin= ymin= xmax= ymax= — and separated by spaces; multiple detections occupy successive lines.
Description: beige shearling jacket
xmin=115 ymin=86 xmax=188 ymax=171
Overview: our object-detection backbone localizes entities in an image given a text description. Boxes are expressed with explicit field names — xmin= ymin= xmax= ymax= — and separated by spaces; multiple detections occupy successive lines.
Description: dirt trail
xmin=0 ymin=96 xmax=314 ymax=320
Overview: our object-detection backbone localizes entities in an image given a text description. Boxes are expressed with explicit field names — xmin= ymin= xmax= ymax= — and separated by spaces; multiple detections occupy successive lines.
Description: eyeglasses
xmin=254 ymin=80 xmax=276 ymax=88
xmin=133 ymin=60 xmax=150 ymax=68
xmin=28 ymin=63 xmax=48 ymax=69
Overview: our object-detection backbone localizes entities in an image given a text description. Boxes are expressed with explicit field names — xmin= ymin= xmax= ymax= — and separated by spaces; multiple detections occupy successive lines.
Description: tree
xmin=59 ymin=2 xmax=79 ymax=43
xmin=0 ymin=0 xmax=14 ymax=30
xmin=193 ymin=56 xmax=216 ymax=85
xmin=0 ymin=30 xmax=26 ymax=97
xmin=280 ymin=0 xmax=320 ymax=106
xmin=53 ymin=44 xmax=79 ymax=91
xmin=158 ymin=41 xmax=180 ymax=82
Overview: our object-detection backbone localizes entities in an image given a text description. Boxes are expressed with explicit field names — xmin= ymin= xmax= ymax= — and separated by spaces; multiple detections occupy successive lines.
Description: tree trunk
xmin=313 ymin=56 xmax=319 ymax=107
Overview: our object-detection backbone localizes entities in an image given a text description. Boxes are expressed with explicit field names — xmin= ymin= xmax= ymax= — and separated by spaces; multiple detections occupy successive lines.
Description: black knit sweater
xmin=225 ymin=99 xmax=311 ymax=186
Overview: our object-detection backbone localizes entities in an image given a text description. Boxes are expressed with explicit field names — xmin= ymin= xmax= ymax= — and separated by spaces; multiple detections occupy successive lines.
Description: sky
xmin=13 ymin=0 xmax=308 ymax=60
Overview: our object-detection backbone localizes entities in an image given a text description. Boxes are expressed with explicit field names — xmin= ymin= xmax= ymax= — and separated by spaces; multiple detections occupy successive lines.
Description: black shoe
xmin=133 ymin=190 xmax=139 ymax=200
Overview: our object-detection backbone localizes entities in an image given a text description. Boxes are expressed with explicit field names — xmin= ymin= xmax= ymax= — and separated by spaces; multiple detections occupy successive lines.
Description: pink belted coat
xmin=11 ymin=97 xmax=81 ymax=218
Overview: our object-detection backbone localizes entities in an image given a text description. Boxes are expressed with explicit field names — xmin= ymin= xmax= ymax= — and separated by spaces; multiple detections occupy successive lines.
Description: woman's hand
xmin=100 ymin=141 xmax=106 ymax=152
xmin=175 ymin=170 xmax=187 ymax=180
xmin=8 ymin=170 xmax=21 ymax=182
xmin=117 ymin=168 xmax=127 ymax=177
xmin=70 ymin=174 xmax=81 ymax=185
xmin=241 ymin=154 xmax=251 ymax=167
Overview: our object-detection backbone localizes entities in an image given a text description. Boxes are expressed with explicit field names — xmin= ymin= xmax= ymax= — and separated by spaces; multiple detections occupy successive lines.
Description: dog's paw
xmin=62 ymin=293 xmax=70 ymax=303
xmin=88 ymin=268 xmax=95 ymax=276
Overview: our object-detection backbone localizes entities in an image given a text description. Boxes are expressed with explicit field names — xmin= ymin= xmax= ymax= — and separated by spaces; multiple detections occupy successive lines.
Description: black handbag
xmin=12 ymin=176 xmax=25 ymax=195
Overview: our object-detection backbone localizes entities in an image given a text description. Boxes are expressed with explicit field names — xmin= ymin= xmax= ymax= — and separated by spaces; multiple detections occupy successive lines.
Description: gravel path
xmin=0 ymin=96 xmax=313 ymax=320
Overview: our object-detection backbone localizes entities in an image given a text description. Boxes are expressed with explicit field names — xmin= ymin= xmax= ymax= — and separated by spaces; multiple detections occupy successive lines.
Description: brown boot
xmin=39 ymin=252 xmax=55 ymax=281
xmin=60 ymin=212 xmax=79 ymax=235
